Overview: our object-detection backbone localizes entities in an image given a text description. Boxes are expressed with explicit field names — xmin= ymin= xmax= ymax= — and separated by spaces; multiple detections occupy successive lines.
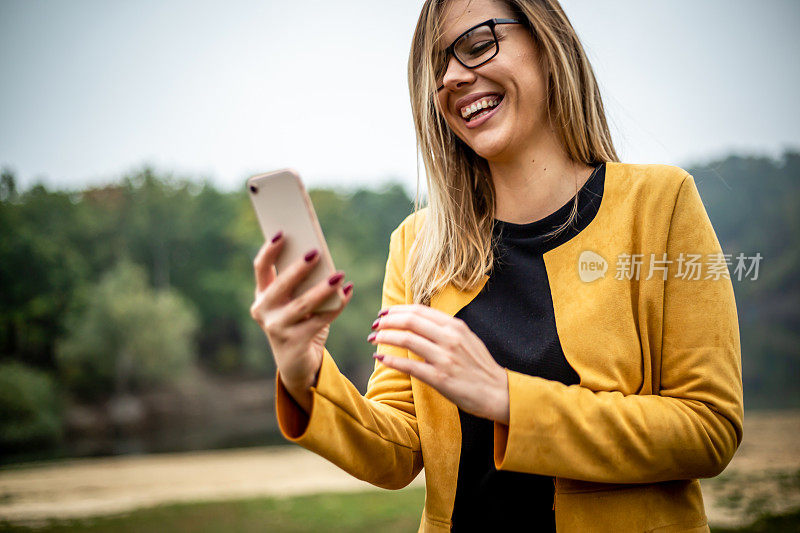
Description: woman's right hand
xmin=250 ymin=231 xmax=353 ymax=412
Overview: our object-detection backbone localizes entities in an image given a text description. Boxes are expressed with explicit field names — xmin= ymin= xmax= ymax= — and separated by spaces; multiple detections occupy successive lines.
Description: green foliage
xmin=1 ymin=150 xmax=796 ymax=410
xmin=0 ymin=167 xmax=18 ymax=202
xmin=0 ymin=360 xmax=63 ymax=451
xmin=0 ymin=164 xmax=416 ymax=385
xmin=55 ymin=261 xmax=198 ymax=400
xmin=0 ymin=181 xmax=89 ymax=369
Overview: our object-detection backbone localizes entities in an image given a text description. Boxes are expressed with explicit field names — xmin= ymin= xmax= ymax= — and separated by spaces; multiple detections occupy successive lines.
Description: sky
xmin=1 ymin=0 xmax=798 ymax=195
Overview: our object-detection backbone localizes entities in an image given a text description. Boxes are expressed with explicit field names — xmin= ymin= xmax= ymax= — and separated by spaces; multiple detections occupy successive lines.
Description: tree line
xmin=1 ymin=150 xmax=797 ymax=453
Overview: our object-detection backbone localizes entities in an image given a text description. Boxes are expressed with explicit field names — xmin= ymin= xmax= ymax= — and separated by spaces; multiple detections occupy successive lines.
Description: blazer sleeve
xmin=274 ymin=217 xmax=423 ymax=490
xmin=492 ymin=173 xmax=744 ymax=483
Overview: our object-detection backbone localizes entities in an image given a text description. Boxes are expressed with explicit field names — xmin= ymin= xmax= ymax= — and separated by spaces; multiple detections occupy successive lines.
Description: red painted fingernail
xmin=378 ymin=309 xmax=389 ymax=317
xmin=367 ymin=332 xmax=377 ymax=343
xmin=328 ymin=272 xmax=344 ymax=285
xmin=372 ymin=353 xmax=384 ymax=361
xmin=304 ymin=249 xmax=319 ymax=262
xmin=342 ymin=282 xmax=354 ymax=296
xmin=371 ymin=318 xmax=380 ymax=330
xmin=271 ymin=230 xmax=283 ymax=243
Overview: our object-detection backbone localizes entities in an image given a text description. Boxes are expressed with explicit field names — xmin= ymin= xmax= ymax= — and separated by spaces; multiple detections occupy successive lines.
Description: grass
xmin=1 ymin=488 xmax=798 ymax=533
xmin=0 ymin=488 xmax=426 ymax=533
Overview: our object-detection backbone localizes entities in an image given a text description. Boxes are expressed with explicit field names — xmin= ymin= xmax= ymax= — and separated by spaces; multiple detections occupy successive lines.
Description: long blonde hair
xmin=406 ymin=0 xmax=619 ymax=306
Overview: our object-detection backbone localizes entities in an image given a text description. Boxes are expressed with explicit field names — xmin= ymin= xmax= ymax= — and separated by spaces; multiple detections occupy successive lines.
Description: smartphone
xmin=247 ymin=168 xmax=344 ymax=313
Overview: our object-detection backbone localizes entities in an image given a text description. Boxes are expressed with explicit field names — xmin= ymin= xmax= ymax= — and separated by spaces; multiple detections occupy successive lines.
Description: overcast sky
xmin=1 ymin=0 xmax=798 ymax=194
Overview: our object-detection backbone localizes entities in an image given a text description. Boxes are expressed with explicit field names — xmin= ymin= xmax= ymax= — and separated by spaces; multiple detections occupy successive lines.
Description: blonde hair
xmin=406 ymin=0 xmax=619 ymax=306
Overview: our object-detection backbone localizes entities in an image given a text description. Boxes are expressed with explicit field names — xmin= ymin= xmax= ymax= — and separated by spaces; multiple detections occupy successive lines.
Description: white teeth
xmin=461 ymin=95 xmax=502 ymax=121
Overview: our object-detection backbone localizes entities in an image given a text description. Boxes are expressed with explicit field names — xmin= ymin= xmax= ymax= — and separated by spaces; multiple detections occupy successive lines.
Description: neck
xmin=488 ymin=128 xmax=594 ymax=224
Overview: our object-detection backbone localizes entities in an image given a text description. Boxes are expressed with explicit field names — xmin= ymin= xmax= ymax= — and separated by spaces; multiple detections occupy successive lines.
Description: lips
xmin=463 ymin=96 xmax=503 ymax=129
xmin=463 ymin=95 xmax=503 ymax=122
xmin=454 ymin=91 xmax=504 ymax=116
xmin=453 ymin=92 xmax=505 ymax=128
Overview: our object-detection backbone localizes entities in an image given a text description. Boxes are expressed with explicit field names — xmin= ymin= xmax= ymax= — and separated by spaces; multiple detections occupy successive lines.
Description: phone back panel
xmin=247 ymin=169 xmax=341 ymax=312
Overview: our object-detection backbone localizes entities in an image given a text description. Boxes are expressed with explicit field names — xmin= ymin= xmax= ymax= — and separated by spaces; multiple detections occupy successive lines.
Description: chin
xmin=465 ymin=131 xmax=514 ymax=161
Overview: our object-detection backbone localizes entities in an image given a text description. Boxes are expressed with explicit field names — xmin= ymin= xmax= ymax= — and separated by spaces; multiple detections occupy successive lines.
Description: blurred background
xmin=1 ymin=0 xmax=798 ymax=531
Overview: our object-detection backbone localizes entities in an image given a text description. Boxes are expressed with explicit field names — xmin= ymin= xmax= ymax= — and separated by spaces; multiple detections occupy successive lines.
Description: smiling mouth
xmin=462 ymin=94 xmax=504 ymax=122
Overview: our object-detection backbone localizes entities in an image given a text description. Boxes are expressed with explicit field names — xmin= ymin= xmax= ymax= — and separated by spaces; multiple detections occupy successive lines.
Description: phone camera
xmin=249 ymin=185 xmax=258 ymax=194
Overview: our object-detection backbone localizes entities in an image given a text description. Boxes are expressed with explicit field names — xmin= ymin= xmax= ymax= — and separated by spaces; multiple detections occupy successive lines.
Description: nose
xmin=440 ymin=55 xmax=477 ymax=91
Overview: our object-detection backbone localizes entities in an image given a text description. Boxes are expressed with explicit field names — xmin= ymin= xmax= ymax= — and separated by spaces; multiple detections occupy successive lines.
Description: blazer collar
xmin=429 ymin=274 xmax=489 ymax=316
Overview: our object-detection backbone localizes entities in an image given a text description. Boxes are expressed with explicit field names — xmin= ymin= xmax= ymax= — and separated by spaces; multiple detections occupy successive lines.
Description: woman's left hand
xmin=367 ymin=304 xmax=510 ymax=424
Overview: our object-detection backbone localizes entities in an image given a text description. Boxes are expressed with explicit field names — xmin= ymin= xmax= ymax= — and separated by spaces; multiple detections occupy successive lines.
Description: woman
xmin=249 ymin=0 xmax=744 ymax=531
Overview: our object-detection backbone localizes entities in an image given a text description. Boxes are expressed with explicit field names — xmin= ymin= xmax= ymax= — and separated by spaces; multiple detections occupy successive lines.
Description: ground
xmin=1 ymin=409 xmax=798 ymax=528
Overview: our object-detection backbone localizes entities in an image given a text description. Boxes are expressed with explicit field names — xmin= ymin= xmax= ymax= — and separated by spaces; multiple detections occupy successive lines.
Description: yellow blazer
xmin=274 ymin=162 xmax=744 ymax=532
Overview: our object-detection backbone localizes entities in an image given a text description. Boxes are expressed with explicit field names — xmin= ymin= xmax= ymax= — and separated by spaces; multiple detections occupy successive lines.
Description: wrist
xmin=280 ymin=374 xmax=314 ymax=416
xmin=281 ymin=374 xmax=314 ymax=396
xmin=281 ymin=359 xmax=322 ymax=393
xmin=494 ymin=367 xmax=510 ymax=425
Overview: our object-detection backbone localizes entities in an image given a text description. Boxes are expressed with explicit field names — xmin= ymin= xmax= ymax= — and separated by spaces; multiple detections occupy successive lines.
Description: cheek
xmin=435 ymin=98 xmax=459 ymax=132
xmin=513 ymin=75 xmax=548 ymax=123
xmin=442 ymin=108 xmax=471 ymax=142
xmin=505 ymin=47 xmax=547 ymax=105
xmin=440 ymin=114 xmax=461 ymax=142
xmin=436 ymin=93 xmax=447 ymax=117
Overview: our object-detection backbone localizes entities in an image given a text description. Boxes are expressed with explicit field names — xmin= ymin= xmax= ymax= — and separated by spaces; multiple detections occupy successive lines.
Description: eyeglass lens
xmin=436 ymin=24 xmax=497 ymax=87
xmin=455 ymin=25 xmax=497 ymax=66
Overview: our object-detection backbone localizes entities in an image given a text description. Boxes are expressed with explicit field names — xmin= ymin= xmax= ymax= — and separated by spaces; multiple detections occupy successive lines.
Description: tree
xmin=0 ymin=360 xmax=62 ymax=452
xmin=56 ymin=261 xmax=199 ymax=400
xmin=688 ymin=150 xmax=800 ymax=408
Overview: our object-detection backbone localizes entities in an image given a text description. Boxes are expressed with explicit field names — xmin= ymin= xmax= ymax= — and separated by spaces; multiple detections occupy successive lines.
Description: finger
xmin=377 ymin=303 xmax=453 ymax=326
xmin=368 ymin=328 xmax=447 ymax=365
xmin=264 ymin=247 xmax=323 ymax=304
xmin=254 ymin=232 xmax=285 ymax=293
xmin=310 ymin=280 xmax=354 ymax=321
xmin=372 ymin=310 xmax=458 ymax=348
xmin=374 ymin=353 xmax=440 ymax=386
xmin=255 ymin=263 xmax=277 ymax=300
xmin=284 ymin=280 xmax=354 ymax=337
xmin=284 ymin=271 xmax=348 ymax=326
xmin=255 ymin=274 xmax=351 ymax=336
xmin=287 ymin=310 xmax=331 ymax=338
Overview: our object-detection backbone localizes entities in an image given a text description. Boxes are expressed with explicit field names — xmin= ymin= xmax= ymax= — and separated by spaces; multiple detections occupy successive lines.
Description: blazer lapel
xmin=430 ymin=275 xmax=489 ymax=316
xmin=416 ymin=273 xmax=489 ymax=516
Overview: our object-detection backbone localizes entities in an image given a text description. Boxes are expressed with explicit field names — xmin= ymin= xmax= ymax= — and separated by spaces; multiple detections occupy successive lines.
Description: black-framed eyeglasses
xmin=435 ymin=18 xmax=522 ymax=92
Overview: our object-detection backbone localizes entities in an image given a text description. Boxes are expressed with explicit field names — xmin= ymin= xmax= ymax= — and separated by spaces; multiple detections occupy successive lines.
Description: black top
xmin=449 ymin=162 xmax=606 ymax=532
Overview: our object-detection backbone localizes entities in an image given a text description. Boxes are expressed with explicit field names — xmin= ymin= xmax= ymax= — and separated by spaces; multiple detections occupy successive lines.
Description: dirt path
xmin=0 ymin=446 xmax=425 ymax=525
xmin=1 ymin=410 xmax=798 ymax=527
